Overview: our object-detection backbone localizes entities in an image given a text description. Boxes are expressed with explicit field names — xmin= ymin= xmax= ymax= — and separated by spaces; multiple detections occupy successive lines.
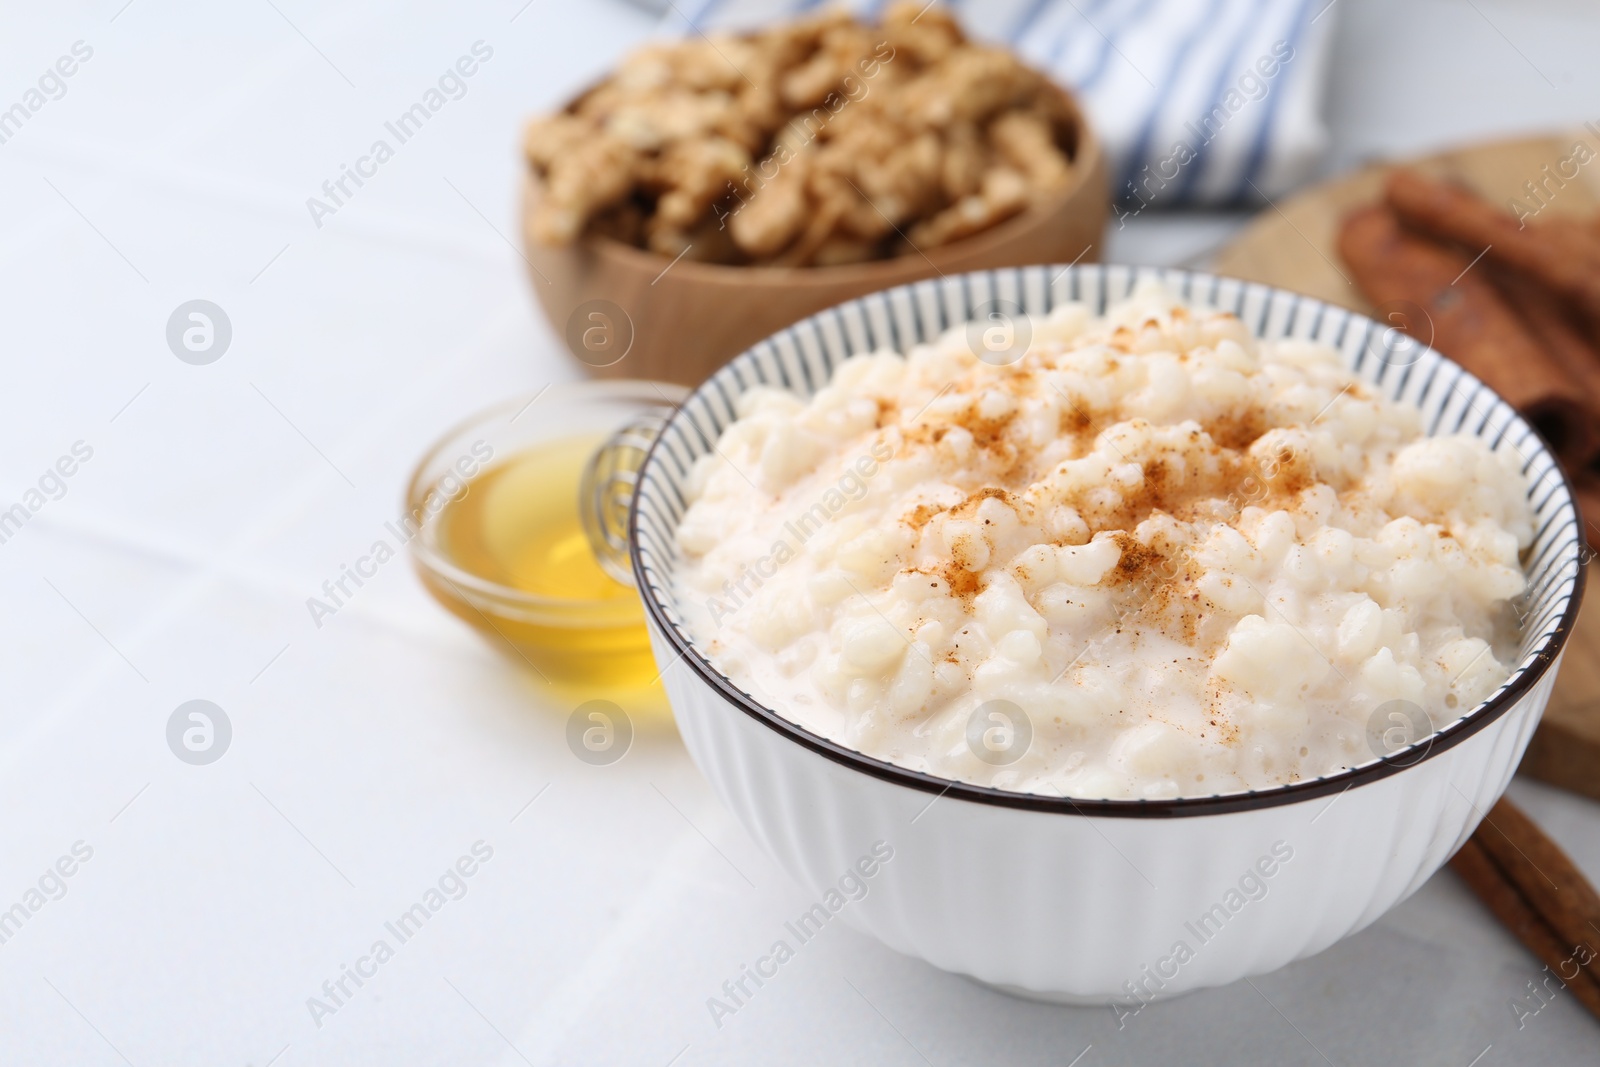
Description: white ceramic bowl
xmin=626 ymin=265 xmax=1588 ymax=1003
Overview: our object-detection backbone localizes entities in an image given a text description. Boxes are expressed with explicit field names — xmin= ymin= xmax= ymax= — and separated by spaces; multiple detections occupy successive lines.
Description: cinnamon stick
xmin=1451 ymin=835 xmax=1600 ymax=1020
xmin=1489 ymin=268 xmax=1600 ymax=396
xmin=1386 ymin=169 xmax=1600 ymax=321
xmin=1488 ymin=267 xmax=1600 ymax=469
xmin=1475 ymin=799 xmax=1600 ymax=962
xmin=1337 ymin=204 xmax=1599 ymax=467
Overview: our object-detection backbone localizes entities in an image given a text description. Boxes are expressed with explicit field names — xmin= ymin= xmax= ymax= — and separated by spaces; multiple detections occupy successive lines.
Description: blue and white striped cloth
xmin=671 ymin=0 xmax=1335 ymax=207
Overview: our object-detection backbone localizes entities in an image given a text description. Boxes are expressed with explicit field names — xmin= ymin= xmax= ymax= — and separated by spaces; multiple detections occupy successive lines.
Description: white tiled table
xmin=1 ymin=1 xmax=1597 ymax=1064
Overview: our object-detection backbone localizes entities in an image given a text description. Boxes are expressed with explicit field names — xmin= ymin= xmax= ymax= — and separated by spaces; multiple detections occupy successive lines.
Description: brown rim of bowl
xmin=524 ymin=82 xmax=1104 ymax=281
xmin=626 ymin=278 xmax=1590 ymax=819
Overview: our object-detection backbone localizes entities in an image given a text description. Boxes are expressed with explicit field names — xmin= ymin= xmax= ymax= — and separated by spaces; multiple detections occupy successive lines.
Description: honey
xmin=414 ymin=433 xmax=664 ymax=706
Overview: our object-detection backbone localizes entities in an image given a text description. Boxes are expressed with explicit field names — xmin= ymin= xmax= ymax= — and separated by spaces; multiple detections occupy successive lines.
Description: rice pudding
xmin=674 ymin=285 xmax=1533 ymax=799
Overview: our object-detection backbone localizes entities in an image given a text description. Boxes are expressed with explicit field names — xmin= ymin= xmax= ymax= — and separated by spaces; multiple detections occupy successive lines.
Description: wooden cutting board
xmin=1213 ymin=132 xmax=1600 ymax=802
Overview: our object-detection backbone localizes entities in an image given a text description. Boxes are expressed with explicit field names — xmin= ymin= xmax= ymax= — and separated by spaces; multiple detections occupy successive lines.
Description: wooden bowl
xmin=522 ymin=104 xmax=1108 ymax=386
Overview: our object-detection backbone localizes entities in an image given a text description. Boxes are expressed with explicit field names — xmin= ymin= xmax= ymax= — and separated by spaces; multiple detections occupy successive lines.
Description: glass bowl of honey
xmin=405 ymin=380 xmax=686 ymax=711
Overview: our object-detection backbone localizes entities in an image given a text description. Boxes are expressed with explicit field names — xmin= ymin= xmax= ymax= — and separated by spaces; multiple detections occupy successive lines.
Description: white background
xmin=0 ymin=1 xmax=1597 ymax=1064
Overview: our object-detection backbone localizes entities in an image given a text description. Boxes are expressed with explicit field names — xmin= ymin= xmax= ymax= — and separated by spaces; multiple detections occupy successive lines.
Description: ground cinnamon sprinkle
xmin=878 ymin=369 xmax=1339 ymax=652
xmin=1058 ymin=404 xmax=1094 ymax=435
xmin=1109 ymin=535 xmax=1163 ymax=585
xmin=953 ymin=403 xmax=1017 ymax=448
xmin=951 ymin=486 xmax=1015 ymax=514
xmin=940 ymin=562 xmax=982 ymax=598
